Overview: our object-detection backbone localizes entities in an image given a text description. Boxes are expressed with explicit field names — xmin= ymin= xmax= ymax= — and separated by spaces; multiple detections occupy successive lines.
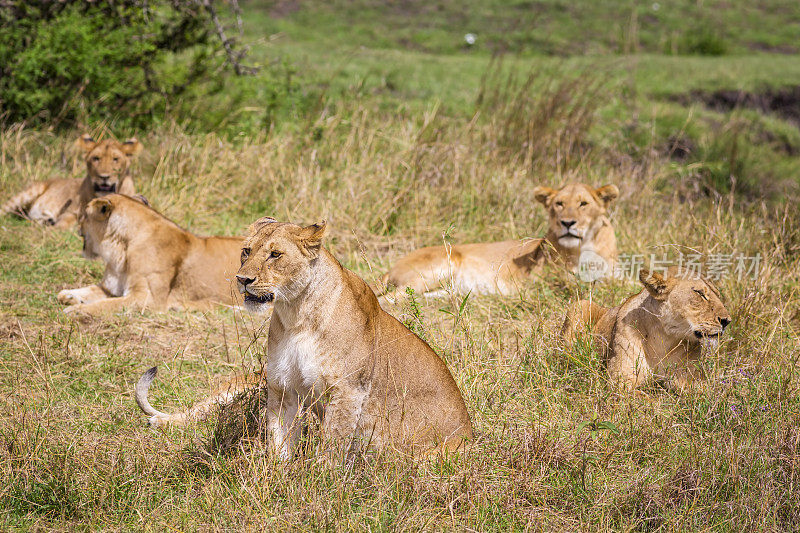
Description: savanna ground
xmin=2 ymin=1 xmax=800 ymax=530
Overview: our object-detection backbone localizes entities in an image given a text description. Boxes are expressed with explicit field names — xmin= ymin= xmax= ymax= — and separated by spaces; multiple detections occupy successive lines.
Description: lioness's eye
xmin=113 ymin=157 xmax=119 ymax=163
xmin=270 ymin=251 xmax=282 ymax=259
xmin=555 ymin=201 xmax=564 ymax=208
xmin=92 ymin=156 xmax=100 ymax=162
xmin=241 ymin=248 xmax=251 ymax=261
xmin=580 ymin=201 xmax=588 ymax=207
xmin=693 ymin=289 xmax=708 ymax=301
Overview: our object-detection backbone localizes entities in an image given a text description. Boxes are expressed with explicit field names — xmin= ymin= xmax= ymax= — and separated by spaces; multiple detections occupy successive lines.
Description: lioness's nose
xmin=561 ymin=220 xmax=576 ymax=229
xmin=719 ymin=317 xmax=731 ymax=329
xmin=236 ymin=274 xmax=255 ymax=286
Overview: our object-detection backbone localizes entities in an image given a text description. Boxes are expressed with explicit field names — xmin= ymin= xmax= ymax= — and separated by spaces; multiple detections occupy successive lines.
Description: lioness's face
xmin=534 ymin=183 xmax=619 ymax=249
xmin=236 ymin=218 xmax=327 ymax=314
xmin=640 ymin=269 xmax=732 ymax=349
xmin=78 ymin=194 xmax=149 ymax=260
xmin=79 ymin=197 xmax=115 ymax=260
xmin=77 ymin=135 xmax=143 ymax=196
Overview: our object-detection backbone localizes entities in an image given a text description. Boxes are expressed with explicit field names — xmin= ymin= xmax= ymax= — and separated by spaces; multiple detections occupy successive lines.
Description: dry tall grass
xmin=0 ymin=79 xmax=799 ymax=529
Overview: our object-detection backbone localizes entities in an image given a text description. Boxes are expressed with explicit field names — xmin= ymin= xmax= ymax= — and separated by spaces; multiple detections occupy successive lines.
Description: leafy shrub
xmin=677 ymin=27 xmax=728 ymax=56
xmin=0 ymin=1 xmax=251 ymax=129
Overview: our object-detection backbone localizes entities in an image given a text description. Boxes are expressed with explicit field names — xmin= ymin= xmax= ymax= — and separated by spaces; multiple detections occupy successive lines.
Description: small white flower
xmin=464 ymin=33 xmax=477 ymax=46
xmin=652 ymin=2 xmax=660 ymax=10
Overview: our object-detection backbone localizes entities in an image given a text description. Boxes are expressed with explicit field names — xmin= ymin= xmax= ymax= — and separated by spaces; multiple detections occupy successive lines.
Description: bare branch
xmin=199 ymin=0 xmax=257 ymax=76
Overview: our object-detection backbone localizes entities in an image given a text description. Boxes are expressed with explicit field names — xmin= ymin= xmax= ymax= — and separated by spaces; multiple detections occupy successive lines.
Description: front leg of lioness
xmin=669 ymin=360 xmax=706 ymax=392
xmin=58 ymin=284 xmax=108 ymax=306
xmin=319 ymin=387 xmax=369 ymax=464
xmin=53 ymin=212 xmax=77 ymax=229
xmin=65 ymin=294 xmax=139 ymax=315
xmin=608 ymin=326 xmax=652 ymax=391
xmin=267 ymin=385 xmax=301 ymax=461
xmin=65 ymin=277 xmax=163 ymax=315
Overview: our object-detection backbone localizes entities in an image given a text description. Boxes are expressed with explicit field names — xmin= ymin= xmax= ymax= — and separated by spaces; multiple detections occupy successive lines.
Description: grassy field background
xmin=2 ymin=1 xmax=800 ymax=529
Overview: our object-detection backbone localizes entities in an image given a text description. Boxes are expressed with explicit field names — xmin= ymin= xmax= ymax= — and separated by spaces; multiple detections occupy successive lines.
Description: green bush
xmin=0 ymin=1 xmax=245 ymax=128
xmin=678 ymin=27 xmax=728 ymax=56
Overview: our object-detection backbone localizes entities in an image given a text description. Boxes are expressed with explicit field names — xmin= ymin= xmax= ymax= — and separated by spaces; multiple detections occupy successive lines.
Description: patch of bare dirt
xmin=268 ymin=0 xmax=302 ymax=18
xmin=682 ymin=86 xmax=800 ymax=127
xmin=747 ymin=42 xmax=799 ymax=55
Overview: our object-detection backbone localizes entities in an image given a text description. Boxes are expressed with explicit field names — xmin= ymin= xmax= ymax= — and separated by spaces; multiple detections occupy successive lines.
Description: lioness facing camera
xmin=136 ymin=217 xmax=472 ymax=461
xmin=374 ymin=183 xmax=619 ymax=300
xmin=58 ymin=194 xmax=242 ymax=315
xmin=561 ymin=268 xmax=731 ymax=390
xmin=2 ymin=135 xmax=143 ymax=228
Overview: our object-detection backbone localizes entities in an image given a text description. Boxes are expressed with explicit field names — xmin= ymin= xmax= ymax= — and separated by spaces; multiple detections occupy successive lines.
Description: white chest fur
xmin=99 ymin=238 xmax=128 ymax=297
xmin=101 ymin=266 xmax=128 ymax=297
xmin=267 ymin=330 xmax=325 ymax=395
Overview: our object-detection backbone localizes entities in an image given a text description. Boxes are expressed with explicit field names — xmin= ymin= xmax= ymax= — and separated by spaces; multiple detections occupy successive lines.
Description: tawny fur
xmin=135 ymin=367 xmax=264 ymax=427
xmin=2 ymin=134 xmax=143 ymax=228
xmin=58 ymin=194 xmax=243 ymax=315
xmin=375 ymin=183 xmax=619 ymax=300
xmin=561 ymin=268 xmax=731 ymax=391
xmin=137 ymin=218 xmax=473 ymax=461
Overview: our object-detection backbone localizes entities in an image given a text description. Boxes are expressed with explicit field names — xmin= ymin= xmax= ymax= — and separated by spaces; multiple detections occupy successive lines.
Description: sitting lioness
xmin=2 ymin=134 xmax=143 ymax=228
xmin=135 ymin=217 xmax=473 ymax=461
xmin=58 ymin=194 xmax=243 ymax=315
xmin=561 ymin=268 xmax=732 ymax=390
xmin=374 ymin=183 xmax=619 ymax=300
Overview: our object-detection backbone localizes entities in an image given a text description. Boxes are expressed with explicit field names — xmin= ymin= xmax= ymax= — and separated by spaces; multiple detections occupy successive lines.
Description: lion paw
xmin=57 ymin=290 xmax=81 ymax=306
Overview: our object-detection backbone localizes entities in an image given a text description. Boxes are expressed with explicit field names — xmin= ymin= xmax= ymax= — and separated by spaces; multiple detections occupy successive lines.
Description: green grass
xmin=243 ymin=0 xmax=800 ymax=56
xmin=2 ymin=1 xmax=800 ymax=529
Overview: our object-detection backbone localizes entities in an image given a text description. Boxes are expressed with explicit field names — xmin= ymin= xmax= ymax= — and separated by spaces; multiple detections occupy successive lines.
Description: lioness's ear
xmin=76 ymin=134 xmax=97 ymax=153
xmin=639 ymin=268 xmax=672 ymax=300
xmin=299 ymin=221 xmax=327 ymax=256
xmin=533 ymin=186 xmax=557 ymax=206
xmin=595 ymin=184 xmax=619 ymax=208
xmin=246 ymin=216 xmax=278 ymax=237
xmin=89 ymin=198 xmax=114 ymax=220
xmin=131 ymin=194 xmax=150 ymax=207
xmin=120 ymin=138 xmax=143 ymax=156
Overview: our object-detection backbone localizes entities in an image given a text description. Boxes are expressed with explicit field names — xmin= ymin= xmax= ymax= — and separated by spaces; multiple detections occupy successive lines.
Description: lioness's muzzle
xmin=94 ymin=183 xmax=117 ymax=193
xmin=244 ymin=292 xmax=274 ymax=304
xmin=237 ymin=275 xmax=275 ymax=303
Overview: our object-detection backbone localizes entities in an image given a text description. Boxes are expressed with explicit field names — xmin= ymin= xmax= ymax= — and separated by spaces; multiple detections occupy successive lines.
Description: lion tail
xmin=135 ymin=366 xmax=260 ymax=428
xmin=560 ymin=299 xmax=608 ymax=349
xmin=135 ymin=367 xmax=176 ymax=426
xmin=2 ymin=181 xmax=48 ymax=217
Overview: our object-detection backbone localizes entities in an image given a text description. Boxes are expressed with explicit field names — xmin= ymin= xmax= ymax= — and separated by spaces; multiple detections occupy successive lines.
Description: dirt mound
xmin=689 ymin=86 xmax=800 ymax=126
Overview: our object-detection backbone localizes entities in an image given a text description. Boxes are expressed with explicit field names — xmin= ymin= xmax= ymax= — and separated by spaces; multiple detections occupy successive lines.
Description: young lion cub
xmin=136 ymin=217 xmax=473 ymax=460
xmin=374 ymin=183 xmax=618 ymax=300
xmin=3 ymin=134 xmax=143 ymax=228
xmin=561 ymin=268 xmax=732 ymax=390
xmin=58 ymin=194 xmax=243 ymax=315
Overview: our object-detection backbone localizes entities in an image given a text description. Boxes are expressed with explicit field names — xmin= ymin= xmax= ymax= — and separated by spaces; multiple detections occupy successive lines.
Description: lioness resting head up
xmin=136 ymin=217 xmax=473 ymax=461
xmin=2 ymin=134 xmax=143 ymax=228
xmin=58 ymin=194 xmax=242 ymax=315
xmin=374 ymin=183 xmax=619 ymax=300
xmin=561 ymin=268 xmax=731 ymax=391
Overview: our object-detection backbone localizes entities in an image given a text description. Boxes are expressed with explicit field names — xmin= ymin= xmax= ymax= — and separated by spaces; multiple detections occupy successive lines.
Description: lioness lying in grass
xmin=374 ymin=183 xmax=619 ymax=301
xmin=561 ymin=268 xmax=732 ymax=391
xmin=3 ymin=135 xmax=143 ymax=228
xmin=58 ymin=194 xmax=243 ymax=315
